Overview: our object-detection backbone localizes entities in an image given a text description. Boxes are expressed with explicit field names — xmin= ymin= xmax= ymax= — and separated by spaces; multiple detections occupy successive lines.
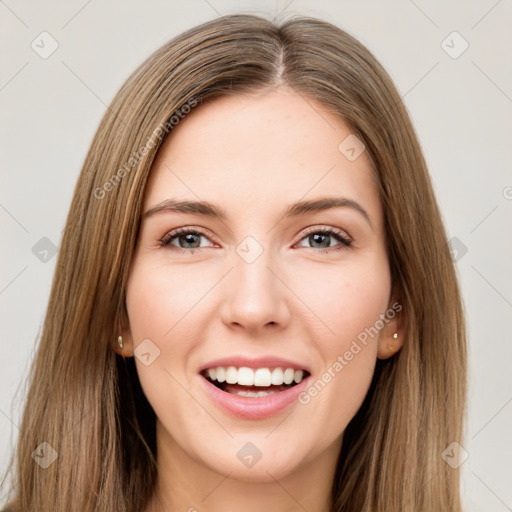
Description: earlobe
xmin=115 ymin=332 xmax=135 ymax=357
xmin=377 ymin=299 xmax=407 ymax=359
xmin=115 ymin=314 xmax=135 ymax=357
xmin=377 ymin=332 xmax=402 ymax=359
xmin=377 ymin=330 xmax=406 ymax=359
xmin=115 ymin=335 xmax=125 ymax=357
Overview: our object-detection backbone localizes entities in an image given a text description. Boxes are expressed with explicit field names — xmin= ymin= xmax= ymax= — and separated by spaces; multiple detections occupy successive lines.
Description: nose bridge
xmin=221 ymin=235 xmax=289 ymax=330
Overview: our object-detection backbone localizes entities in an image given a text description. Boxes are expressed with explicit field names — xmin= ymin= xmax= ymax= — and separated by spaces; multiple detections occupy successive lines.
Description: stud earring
xmin=387 ymin=333 xmax=399 ymax=355
xmin=388 ymin=345 xmax=397 ymax=355
xmin=117 ymin=335 xmax=123 ymax=349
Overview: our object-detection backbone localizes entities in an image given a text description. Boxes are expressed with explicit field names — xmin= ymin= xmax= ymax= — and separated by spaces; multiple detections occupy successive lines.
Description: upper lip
xmin=199 ymin=356 xmax=310 ymax=373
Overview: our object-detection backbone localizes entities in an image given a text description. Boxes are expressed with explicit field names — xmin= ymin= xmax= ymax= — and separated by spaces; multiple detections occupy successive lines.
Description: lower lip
xmin=198 ymin=374 xmax=310 ymax=420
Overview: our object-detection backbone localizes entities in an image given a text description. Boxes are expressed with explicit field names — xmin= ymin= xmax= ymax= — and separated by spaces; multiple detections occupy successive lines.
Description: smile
xmin=198 ymin=360 xmax=311 ymax=419
xmin=202 ymin=366 xmax=309 ymax=397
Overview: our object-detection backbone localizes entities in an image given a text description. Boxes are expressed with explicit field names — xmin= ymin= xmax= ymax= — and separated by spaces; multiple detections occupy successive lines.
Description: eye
xmin=159 ymin=226 xmax=352 ymax=253
xmin=295 ymin=227 xmax=352 ymax=252
xmin=160 ymin=227 xmax=216 ymax=250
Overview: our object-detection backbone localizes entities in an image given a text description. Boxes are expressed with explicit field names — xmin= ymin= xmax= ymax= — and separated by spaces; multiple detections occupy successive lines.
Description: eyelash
xmin=159 ymin=226 xmax=352 ymax=253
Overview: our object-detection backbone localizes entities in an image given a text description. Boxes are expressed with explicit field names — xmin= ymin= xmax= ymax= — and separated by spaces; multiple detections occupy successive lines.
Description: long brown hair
xmin=1 ymin=13 xmax=466 ymax=511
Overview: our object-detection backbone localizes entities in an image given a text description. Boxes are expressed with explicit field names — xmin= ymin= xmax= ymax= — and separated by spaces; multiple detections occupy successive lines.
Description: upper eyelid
xmin=160 ymin=226 xmax=219 ymax=246
xmin=300 ymin=225 xmax=351 ymax=239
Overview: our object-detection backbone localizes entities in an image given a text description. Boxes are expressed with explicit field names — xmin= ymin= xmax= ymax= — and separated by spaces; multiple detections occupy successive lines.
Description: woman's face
xmin=123 ymin=86 xmax=401 ymax=483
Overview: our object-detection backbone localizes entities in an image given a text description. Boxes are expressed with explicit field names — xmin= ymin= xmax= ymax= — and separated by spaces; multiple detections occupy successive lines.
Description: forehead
xmin=143 ymin=86 xmax=381 ymax=228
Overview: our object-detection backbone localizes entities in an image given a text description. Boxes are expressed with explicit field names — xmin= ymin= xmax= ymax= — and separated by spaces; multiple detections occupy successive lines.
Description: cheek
xmin=292 ymin=257 xmax=390 ymax=433
xmin=125 ymin=263 xmax=203 ymax=430
xmin=125 ymin=261 xmax=206 ymax=342
xmin=333 ymin=278 xmax=389 ymax=344
xmin=124 ymin=263 xmax=190 ymax=387
xmin=292 ymin=254 xmax=391 ymax=348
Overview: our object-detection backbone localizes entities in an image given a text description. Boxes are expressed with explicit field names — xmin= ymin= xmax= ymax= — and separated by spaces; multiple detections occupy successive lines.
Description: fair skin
xmin=119 ymin=86 xmax=405 ymax=512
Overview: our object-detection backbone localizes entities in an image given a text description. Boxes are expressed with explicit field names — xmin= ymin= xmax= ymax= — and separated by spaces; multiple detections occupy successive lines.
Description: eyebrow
xmin=143 ymin=197 xmax=373 ymax=228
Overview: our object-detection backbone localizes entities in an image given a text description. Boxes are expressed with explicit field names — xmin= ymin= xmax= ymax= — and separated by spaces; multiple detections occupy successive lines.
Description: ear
xmin=115 ymin=305 xmax=135 ymax=358
xmin=377 ymin=294 xmax=407 ymax=360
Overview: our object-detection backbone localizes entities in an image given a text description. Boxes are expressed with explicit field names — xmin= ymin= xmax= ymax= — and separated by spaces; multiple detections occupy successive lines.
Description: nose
xmin=220 ymin=245 xmax=291 ymax=333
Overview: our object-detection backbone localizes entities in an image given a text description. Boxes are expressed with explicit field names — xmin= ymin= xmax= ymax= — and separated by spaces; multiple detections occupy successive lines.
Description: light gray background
xmin=1 ymin=1 xmax=511 ymax=509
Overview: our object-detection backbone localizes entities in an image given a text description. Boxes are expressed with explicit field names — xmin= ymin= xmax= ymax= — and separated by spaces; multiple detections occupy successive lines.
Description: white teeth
xmin=237 ymin=367 xmax=254 ymax=386
xmin=225 ymin=366 xmax=238 ymax=384
xmin=283 ymin=368 xmax=295 ymax=384
xmin=271 ymin=367 xmax=284 ymax=385
xmin=235 ymin=390 xmax=277 ymax=397
xmin=254 ymin=368 xmax=272 ymax=387
xmin=204 ymin=366 xmax=307 ymax=387
xmin=216 ymin=367 xmax=226 ymax=383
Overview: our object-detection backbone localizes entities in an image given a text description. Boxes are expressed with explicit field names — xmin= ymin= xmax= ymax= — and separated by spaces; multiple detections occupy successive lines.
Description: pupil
xmin=182 ymin=234 xmax=199 ymax=248
xmin=311 ymin=233 xmax=328 ymax=248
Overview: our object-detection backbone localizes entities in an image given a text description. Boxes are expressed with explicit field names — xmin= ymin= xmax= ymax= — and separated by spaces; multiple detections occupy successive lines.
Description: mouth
xmin=200 ymin=366 xmax=311 ymax=397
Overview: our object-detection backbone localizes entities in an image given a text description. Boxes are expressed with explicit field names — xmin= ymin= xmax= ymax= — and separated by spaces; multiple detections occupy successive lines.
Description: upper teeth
xmin=206 ymin=367 xmax=305 ymax=387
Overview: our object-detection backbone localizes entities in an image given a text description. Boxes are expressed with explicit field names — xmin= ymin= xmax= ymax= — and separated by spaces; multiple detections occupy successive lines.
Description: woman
xmin=1 ymin=13 xmax=467 ymax=512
